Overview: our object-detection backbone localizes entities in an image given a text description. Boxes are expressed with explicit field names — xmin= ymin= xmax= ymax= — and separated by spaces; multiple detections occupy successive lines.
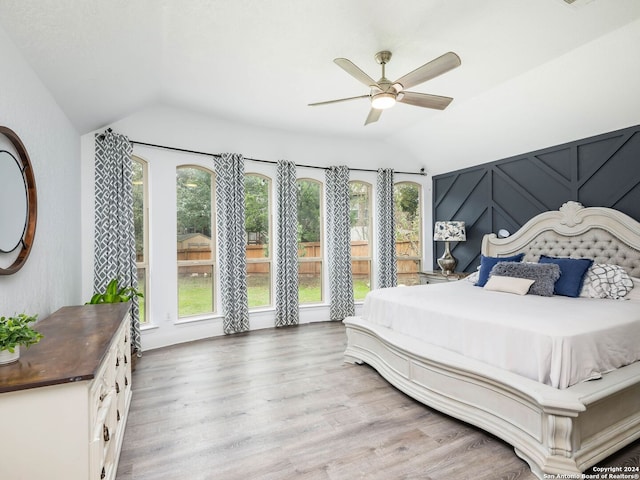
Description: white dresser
xmin=0 ymin=303 xmax=132 ymax=480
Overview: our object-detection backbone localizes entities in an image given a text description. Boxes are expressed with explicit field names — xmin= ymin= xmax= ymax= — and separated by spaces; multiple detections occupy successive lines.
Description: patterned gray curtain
xmin=326 ymin=166 xmax=355 ymax=321
xmin=215 ymin=153 xmax=250 ymax=334
xmin=275 ymin=160 xmax=299 ymax=327
xmin=376 ymin=168 xmax=397 ymax=288
xmin=94 ymin=130 xmax=141 ymax=352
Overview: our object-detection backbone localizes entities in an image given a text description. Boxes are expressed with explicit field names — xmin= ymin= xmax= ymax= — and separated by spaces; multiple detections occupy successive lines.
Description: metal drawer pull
xmin=103 ymin=424 xmax=110 ymax=442
xmin=125 ymin=376 xmax=128 ymax=386
xmin=124 ymin=355 xmax=128 ymax=364
xmin=117 ymin=409 xmax=121 ymax=422
xmin=101 ymin=467 xmax=106 ymax=479
xmin=116 ymin=357 xmax=120 ymax=367
xmin=115 ymin=382 xmax=120 ymax=394
xmin=99 ymin=392 xmax=107 ymax=402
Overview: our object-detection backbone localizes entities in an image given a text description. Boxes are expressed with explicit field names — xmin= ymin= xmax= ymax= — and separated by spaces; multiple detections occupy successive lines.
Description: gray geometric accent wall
xmin=433 ymin=124 xmax=640 ymax=273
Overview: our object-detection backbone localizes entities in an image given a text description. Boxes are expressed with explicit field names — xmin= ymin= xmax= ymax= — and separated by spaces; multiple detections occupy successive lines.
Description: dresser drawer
xmin=91 ymin=391 xmax=118 ymax=480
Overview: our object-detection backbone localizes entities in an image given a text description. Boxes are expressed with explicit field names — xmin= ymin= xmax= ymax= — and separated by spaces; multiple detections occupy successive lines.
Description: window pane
xmin=297 ymin=180 xmax=321 ymax=243
xmin=299 ymin=261 xmax=322 ymax=303
xmin=245 ymin=174 xmax=271 ymax=308
xmin=178 ymin=265 xmax=214 ymax=316
xmin=349 ymin=182 xmax=370 ymax=256
xmin=297 ymin=179 xmax=322 ymax=304
xmin=350 ymin=181 xmax=371 ymax=299
xmin=177 ymin=167 xmax=213 ymax=260
xmin=352 ymin=260 xmax=371 ymax=301
xmin=132 ymin=159 xmax=145 ymax=262
xmin=394 ymin=182 xmax=422 ymax=286
xmin=247 ymin=265 xmax=271 ymax=308
xmin=132 ymin=157 xmax=148 ymax=323
xmin=177 ymin=166 xmax=214 ymax=317
xmin=136 ymin=266 xmax=147 ymax=323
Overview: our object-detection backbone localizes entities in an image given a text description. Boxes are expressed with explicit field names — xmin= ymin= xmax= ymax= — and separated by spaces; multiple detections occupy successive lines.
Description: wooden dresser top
xmin=0 ymin=303 xmax=130 ymax=394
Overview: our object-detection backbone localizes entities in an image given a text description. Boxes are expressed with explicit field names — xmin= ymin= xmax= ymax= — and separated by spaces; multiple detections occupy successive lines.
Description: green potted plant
xmin=87 ymin=278 xmax=143 ymax=304
xmin=0 ymin=313 xmax=43 ymax=365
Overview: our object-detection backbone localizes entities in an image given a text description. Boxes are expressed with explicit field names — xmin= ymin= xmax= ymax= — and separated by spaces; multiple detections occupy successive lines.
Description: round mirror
xmin=0 ymin=126 xmax=37 ymax=275
xmin=0 ymin=150 xmax=28 ymax=252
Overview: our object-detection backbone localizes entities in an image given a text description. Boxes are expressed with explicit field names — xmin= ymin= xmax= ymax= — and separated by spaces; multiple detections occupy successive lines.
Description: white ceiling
xmin=1 ymin=0 xmax=639 ymax=173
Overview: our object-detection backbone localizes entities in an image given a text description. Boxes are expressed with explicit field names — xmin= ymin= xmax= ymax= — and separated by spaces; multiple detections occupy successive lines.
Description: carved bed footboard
xmin=344 ymin=316 xmax=640 ymax=478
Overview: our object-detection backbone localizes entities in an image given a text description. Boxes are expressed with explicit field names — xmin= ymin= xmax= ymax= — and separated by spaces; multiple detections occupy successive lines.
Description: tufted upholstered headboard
xmin=482 ymin=201 xmax=640 ymax=278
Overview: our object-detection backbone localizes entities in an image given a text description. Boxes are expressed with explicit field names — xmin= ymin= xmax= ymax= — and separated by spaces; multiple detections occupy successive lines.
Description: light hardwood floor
xmin=117 ymin=322 xmax=640 ymax=480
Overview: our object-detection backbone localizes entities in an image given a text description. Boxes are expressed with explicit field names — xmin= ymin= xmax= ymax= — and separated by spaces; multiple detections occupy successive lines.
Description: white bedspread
xmin=362 ymin=281 xmax=640 ymax=388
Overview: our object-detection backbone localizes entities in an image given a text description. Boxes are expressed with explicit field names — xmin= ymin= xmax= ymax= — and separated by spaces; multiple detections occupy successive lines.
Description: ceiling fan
xmin=309 ymin=50 xmax=461 ymax=125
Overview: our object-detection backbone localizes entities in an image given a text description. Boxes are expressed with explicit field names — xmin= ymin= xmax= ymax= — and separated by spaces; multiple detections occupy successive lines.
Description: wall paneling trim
xmin=433 ymin=125 xmax=640 ymax=272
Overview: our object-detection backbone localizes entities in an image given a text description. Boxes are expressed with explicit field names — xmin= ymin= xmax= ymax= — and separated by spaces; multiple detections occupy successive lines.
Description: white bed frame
xmin=344 ymin=202 xmax=640 ymax=478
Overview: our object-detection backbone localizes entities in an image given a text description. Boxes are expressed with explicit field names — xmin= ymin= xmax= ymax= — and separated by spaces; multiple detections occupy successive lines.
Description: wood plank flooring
xmin=116 ymin=322 xmax=640 ymax=480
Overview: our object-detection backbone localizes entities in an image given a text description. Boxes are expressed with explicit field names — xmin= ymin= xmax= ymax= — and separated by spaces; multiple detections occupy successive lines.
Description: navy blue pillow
xmin=475 ymin=253 xmax=525 ymax=287
xmin=538 ymin=255 xmax=594 ymax=297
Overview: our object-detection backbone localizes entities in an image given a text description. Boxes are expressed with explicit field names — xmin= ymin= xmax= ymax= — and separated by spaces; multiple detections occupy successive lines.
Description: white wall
xmin=0 ymin=25 xmax=81 ymax=319
xmin=80 ymin=106 xmax=429 ymax=349
xmin=394 ymin=17 xmax=640 ymax=176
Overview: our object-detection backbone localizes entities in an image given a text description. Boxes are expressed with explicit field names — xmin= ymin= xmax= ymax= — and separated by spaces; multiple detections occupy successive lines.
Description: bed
xmin=343 ymin=201 xmax=640 ymax=478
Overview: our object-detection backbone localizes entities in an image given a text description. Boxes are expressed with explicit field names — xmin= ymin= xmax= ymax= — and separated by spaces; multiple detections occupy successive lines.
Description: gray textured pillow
xmin=489 ymin=262 xmax=561 ymax=296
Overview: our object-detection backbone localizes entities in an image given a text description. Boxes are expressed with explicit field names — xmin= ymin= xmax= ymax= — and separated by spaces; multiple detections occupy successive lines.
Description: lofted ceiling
xmin=1 ymin=0 xmax=639 ymax=173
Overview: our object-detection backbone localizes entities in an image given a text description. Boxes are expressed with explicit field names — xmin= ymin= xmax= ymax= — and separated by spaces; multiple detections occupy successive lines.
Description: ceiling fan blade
xmin=308 ymin=95 xmax=370 ymax=107
xmin=334 ymin=58 xmax=379 ymax=88
xmin=364 ymin=108 xmax=382 ymax=126
xmin=398 ymin=91 xmax=454 ymax=110
xmin=393 ymin=52 xmax=461 ymax=90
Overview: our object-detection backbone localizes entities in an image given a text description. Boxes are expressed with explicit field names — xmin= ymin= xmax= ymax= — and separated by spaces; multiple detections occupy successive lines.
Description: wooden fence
xmin=177 ymin=241 xmax=420 ymax=277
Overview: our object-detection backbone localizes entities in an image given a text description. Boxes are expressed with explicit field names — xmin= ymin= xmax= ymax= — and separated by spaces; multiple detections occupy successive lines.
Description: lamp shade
xmin=433 ymin=221 xmax=466 ymax=242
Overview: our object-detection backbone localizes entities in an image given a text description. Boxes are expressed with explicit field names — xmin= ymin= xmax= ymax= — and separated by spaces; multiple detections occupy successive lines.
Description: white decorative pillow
xmin=625 ymin=277 xmax=640 ymax=301
xmin=579 ymin=264 xmax=634 ymax=300
xmin=484 ymin=275 xmax=535 ymax=295
xmin=465 ymin=270 xmax=480 ymax=284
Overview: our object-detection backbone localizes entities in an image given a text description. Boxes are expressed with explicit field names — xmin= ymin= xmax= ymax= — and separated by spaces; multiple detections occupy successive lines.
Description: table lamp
xmin=433 ymin=221 xmax=466 ymax=275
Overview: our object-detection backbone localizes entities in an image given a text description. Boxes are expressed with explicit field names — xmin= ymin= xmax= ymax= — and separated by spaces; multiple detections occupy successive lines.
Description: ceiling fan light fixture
xmin=371 ymin=92 xmax=396 ymax=110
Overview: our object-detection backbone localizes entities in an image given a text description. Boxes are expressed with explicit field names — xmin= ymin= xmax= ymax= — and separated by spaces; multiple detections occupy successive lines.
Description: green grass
xmin=178 ymin=276 xmax=214 ymax=316
xmin=176 ymin=275 xmax=372 ymax=317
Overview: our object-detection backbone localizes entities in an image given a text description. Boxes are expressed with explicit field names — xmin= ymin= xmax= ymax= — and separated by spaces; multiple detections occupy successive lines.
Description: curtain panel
xmin=275 ymin=160 xmax=299 ymax=327
xmin=215 ymin=153 xmax=250 ymax=334
xmin=94 ymin=130 xmax=141 ymax=352
xmin=326 ymin=166 xmax=355 ymax=321
xmin=376 ymin=168 xmax=397 ymax=288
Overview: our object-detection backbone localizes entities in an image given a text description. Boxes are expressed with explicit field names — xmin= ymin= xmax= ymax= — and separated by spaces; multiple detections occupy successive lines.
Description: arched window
xmin=394 ymin=181 xmax=422 ymax=286
xmin=245 ymin=173 xmax=272 ymax=308
xmin=132 ymin=156 xmax=148 ymax=323
xmin=350 ymin=181 xmax=372 ymax=300
xmin=297 ymin=179 xmax=323 ymax=304
xmin=176 ymin=166 xmax=215 ymax=317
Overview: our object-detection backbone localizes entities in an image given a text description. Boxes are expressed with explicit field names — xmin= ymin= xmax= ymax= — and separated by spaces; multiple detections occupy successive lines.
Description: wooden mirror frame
xmin=0 ymin=126 xmax=37 ymax=275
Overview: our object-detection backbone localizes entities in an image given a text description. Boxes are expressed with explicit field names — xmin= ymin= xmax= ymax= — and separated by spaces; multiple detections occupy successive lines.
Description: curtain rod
xmin=129 ymin=139 xmax=427 ymax=176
